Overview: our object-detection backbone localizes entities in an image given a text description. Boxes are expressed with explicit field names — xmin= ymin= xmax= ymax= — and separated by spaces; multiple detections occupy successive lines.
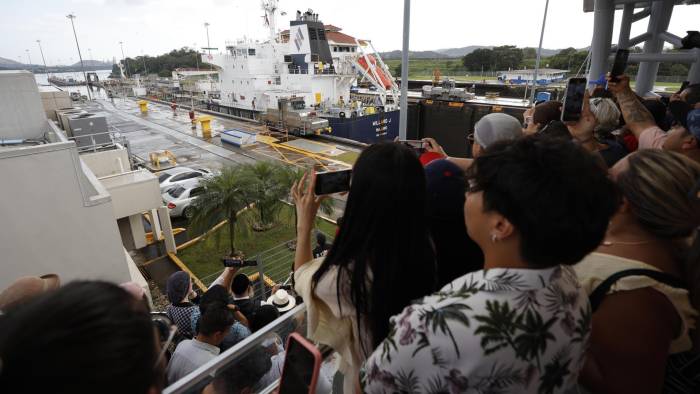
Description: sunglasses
xmin=152 ymin=314 xmax=177 ymax=368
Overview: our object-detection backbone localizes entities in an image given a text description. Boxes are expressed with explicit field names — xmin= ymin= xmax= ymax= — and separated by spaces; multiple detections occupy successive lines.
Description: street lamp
xmin=36 ymin=40 xmax=49 ymax=75
xmin=66 ymin=13 xmax=92 ymax=100
xmin=25 ymin=49 xmax=32 ymax=67
xmin=204 ymin=22 xmax=211 ymax=55
xmin=119 ymin=41 xmax=130 ymax=77
xmin=193 ymin=42 xmax=200 ymax=71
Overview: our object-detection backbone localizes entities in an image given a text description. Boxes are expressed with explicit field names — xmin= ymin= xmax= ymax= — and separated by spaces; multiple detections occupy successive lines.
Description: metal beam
xmin=618 ymin=3 xmax=635 ymax=48
xmin=398 ymin=0 xmax=410 ymax=140
xmin=634 ymin=0 xmax=675 ymax=95
xmin=622 ymin=50 xmax=700 ymax=63
xmin=588 ymin=0 xmax=616 ymax=88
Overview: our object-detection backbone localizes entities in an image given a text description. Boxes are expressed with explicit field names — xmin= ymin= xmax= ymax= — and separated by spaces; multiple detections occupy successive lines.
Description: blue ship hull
xmin=322 ymin=110 xmax=400 ymax=144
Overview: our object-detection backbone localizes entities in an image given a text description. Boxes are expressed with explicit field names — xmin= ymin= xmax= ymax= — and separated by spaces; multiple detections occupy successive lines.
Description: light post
xmin=193 ymin=43 xmax=200 ymax=71
xmin=119 ymin=41 xmax=130 ymax=77
xmin=204 ymin=22 xmax=211 ymax=55
xmin=66 ymin=13 xmax=91 ymax=100
xmin=529 ymin=0 xmax=550 ymax=104
xmin=25 ymin=49 xmax=32 ymax=67
xmin=36 ymin=40 xmax=48 ymax=75
xmin=141 ymin=50 xmax=148 ymax=75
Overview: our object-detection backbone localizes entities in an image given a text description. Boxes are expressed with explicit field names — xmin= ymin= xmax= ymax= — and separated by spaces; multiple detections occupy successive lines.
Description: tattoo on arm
xmin=616 ymin=90 xmax=655 ymax=135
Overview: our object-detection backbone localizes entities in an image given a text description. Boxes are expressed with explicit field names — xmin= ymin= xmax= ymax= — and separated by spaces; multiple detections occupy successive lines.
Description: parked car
xmin=157 ymin=166 xmax=214 ymax=193
xmin=162 ymin=181 xmax=205 ymax=219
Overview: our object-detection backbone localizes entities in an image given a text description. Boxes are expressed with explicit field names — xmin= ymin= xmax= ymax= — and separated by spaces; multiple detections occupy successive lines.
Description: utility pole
xmin=25 ymin=49 xmax=32 ymax=68
xmin=141 ymin=50 xmax=148 ymax=75
xmin=398 ymin=0 xmax=410 ymax=140
xmin=36 ymin=40 xmax=48 ymax=75
xmin=119 ymin=41 xmax=130 ymax=77
xmin=204 ymin=22 xmax=211 ymax=55
xmin=66 ymin=13 xmax=91 ymax=100
xmin=193 ymin=43 xmax=200 ymax=71
xmin=529 ymin=0 xmax=550 ymax=104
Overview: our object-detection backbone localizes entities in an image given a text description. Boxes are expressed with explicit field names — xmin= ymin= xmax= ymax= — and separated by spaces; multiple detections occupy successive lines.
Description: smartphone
xmin=278 ymin=333 xmax=322 ymax=394
xmin=221 ymin=258 xmax=258 ymax=268
xmin=314 ymin=169 xmax=351 ymax=195
xmin=398 ymin=140 xmax=427 ymax=156
xmin=610 ymin=48 xmax=630 ymax=82
xmin=678 ymin=80 xmax=690 ymax=94
xmin=561 ymin=77 xmax=587 ymax=122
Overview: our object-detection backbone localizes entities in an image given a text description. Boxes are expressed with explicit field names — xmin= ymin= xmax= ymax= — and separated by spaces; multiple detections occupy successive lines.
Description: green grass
xmin=335 ymin=151 xmax=360 ymax=165
xmin=178 ymin=205 xmax=337 ymax=285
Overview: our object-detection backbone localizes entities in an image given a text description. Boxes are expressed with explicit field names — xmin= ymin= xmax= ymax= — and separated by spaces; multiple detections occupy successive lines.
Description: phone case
xmin=279 ymin=333 xmax=322 ymax=394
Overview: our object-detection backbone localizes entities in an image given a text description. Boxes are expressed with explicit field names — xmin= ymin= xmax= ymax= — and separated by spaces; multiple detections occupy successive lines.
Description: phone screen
xmin=279 ymin=335 xmax=319 ymax=394
xmin=314 ymin=170 xmax=351 ymax=195
xmin=610 ymin=48 xmax=630 ymax=81
xmin=399 ymin=140 xmax=426 ymax=156
xmin=562 ymin=78 xmax=587 ymax=122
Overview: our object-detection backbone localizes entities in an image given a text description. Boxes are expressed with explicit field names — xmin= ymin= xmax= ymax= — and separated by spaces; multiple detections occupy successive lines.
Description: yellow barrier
xmin=138 ymin=100 xmax=148 ymax=113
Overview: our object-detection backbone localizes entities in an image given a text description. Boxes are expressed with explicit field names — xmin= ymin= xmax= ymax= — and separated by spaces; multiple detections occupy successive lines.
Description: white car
xmin=157 ymin=167 xmax=214 ymax=193
xmin=162 ymin=181 xmax=206 ymax=219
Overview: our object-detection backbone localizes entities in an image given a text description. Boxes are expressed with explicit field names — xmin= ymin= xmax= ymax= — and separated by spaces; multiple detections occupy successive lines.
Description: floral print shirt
xmin=361 ymin=266 xmax=591 ymax=394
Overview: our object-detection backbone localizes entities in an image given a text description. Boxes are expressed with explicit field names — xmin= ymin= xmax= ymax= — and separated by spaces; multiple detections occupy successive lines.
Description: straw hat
xmin=266 ymin=289 xmax=296 ymax=312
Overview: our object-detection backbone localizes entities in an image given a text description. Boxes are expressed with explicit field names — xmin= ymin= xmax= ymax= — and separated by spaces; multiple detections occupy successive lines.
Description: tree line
xmin=460 ymin=45 xmax=690 ymax=76
xmin=111 ymin=47 xmax=215 ymax=78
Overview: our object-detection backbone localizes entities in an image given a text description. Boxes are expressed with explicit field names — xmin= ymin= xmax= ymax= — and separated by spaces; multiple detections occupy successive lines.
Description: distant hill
xmin=379 ymin=50 xmax=450 ymax=60
xmin=70 ymin=60 xmax=112 ymax=69
xmin=0 ymin=56 xmax=22 ymax=66
xmin=381 ymin=46 xmax=566 ymax=59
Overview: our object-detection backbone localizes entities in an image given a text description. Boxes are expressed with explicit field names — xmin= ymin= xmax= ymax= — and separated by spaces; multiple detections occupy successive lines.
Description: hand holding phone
xmin=561 ymin=77 xmax=588 ymax=122
xmin=278 ymin=333 xmax=322 ymax=394
xmin=609 ymin=48 xmax=630 ymax=82
xmin=398 ymin=140 xmax=427 ymax=156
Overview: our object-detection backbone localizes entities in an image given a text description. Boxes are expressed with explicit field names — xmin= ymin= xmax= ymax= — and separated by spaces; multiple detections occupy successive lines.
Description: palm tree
xmin=237 ymin=161 xmax=292 ymax=228
xmin=189 ymin=166 xmax=251 ymax=256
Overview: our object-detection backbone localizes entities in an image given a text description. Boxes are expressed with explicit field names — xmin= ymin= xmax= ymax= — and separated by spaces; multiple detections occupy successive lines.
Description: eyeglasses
xmin=467 ymin=133 xmax=475 ymax=143
xmin=151 ymin=314 xmax=177 ymax=368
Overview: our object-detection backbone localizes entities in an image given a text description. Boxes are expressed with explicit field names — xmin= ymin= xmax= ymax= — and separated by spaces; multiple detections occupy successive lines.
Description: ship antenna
xmin=261 ymin=0 xmax=279 ymax=42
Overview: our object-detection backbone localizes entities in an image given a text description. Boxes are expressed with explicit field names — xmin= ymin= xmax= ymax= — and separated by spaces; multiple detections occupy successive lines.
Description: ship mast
xmin=261 ymin=0 xmax=278 ymax=42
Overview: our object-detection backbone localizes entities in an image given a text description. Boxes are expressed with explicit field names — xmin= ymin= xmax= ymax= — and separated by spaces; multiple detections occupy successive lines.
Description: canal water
xmin=34 ymin=69 xmax=113 ymax=99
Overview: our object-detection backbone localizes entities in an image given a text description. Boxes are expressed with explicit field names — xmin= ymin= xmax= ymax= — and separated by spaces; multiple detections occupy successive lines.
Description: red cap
xmin=419 ymin=151 xmax=445 ymax=167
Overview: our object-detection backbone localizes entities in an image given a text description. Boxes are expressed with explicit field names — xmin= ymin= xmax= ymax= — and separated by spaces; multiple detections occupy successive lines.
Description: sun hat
xmin=266 ymin=289 xmax=297 ymax=313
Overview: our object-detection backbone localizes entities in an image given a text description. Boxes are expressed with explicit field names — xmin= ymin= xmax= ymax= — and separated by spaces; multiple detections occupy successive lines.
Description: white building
xmin=0 ymin=71 xmax=174 ymax=292
xmin=497 ymin=68 xmax=568 ymax=84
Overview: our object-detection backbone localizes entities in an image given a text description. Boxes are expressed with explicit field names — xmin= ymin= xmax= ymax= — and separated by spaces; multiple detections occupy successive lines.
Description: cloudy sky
xmin=2 ymin=0 xmax=698 ymax=65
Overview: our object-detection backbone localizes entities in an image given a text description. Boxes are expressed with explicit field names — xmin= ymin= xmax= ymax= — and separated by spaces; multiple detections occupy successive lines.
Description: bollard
xmin=137 ymin=100 xmax=148 ymax=114
xmin=197 ymin=115 xmax=213 ymax=139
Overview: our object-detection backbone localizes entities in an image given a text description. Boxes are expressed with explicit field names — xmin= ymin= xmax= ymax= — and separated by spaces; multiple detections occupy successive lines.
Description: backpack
xmin=590 ymin=268 xmax=700 ymax=394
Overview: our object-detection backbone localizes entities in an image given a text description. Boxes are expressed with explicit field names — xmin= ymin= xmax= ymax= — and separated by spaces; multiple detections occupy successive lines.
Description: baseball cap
xmin=474 ymin=113 xmax=523 ymax=148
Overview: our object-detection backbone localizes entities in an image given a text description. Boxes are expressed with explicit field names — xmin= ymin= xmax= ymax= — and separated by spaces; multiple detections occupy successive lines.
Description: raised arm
xmin=422 ymin=137 xmax=473 ymax=171
xmin=291 ymin=171 xmax=326 ymax=271
xmin=606 ymin=74 xmax=657 ymax=139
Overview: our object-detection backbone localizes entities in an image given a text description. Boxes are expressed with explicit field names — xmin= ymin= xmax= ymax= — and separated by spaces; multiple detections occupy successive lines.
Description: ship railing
xmin=286 ymin=66 xmax=309 ymax=75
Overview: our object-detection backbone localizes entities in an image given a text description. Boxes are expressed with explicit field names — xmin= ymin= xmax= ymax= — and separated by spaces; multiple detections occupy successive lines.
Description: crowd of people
xmin=0 ymin=75 xmax=698 ymax=394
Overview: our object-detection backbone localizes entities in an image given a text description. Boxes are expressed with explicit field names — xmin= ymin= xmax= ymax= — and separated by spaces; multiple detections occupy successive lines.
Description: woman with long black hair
xmin=292 ymin=142 xmax=437 ymax=393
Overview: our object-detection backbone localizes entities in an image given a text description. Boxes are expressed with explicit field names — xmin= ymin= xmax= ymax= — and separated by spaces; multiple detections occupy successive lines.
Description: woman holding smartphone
xmin=291 ymin=142 xmax=437 ymax=393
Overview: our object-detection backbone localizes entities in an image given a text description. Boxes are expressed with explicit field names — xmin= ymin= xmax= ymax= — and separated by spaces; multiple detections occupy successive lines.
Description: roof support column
xmin=587 ymin=0 xmax=615 ymax=89
xmin=398 ymin=0 xmax=410 ymax=140
xmin=635 ymin=0 xmax=674 ymax=95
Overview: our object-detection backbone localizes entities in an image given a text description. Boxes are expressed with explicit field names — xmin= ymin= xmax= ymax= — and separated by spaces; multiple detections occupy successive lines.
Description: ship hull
xmin=322 ymin=110 xmax=399 ymax=144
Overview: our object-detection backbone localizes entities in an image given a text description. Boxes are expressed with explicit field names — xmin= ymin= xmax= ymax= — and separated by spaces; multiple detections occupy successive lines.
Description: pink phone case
xmin=279 ymin=332 xmax=322 ymax=394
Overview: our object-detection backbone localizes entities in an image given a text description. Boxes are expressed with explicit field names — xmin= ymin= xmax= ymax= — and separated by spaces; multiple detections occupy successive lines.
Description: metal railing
xmin=163 ymin=304 xmax=309 ymax=394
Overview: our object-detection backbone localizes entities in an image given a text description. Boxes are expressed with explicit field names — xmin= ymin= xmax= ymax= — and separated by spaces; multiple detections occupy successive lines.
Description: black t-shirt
xmin=232 ymin=297 xmax=257 ymax=321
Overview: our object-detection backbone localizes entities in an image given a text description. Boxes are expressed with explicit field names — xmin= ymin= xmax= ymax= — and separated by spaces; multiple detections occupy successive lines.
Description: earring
xmin=491 ymin=234 xmax=499 ymax=243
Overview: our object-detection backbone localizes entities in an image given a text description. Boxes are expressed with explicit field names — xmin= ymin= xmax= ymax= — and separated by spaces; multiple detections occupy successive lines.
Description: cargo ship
xmin=205 ymin=0 xmax=400 ymax=144
xmin=48 ymin=75 xmax=86 ymax=87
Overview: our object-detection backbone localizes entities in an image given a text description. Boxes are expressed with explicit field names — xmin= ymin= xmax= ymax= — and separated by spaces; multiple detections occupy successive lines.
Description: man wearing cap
xmin=608 ymin=74 xmax=700 ymax=164
xmin=266 ymin=289 xmax=297 ymax=314
xmin=422 ymin=112 xmax=523 ymax=171
xmin=166 ymin=271 xmax=199 ymax=339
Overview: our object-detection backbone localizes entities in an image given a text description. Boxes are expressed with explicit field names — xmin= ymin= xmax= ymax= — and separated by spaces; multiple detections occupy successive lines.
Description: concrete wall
xmin=40 ymin=91 xmax=72 ymax=121
xmin=0 ymin=71 xmax=48 ymax=140
xmin=81 ymin=147 xmax=131 ymax=177
xmin=0 ymin=141 xmax=131 ymax=290
xmin=99 ymin=170 xmax=162 ymax=219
